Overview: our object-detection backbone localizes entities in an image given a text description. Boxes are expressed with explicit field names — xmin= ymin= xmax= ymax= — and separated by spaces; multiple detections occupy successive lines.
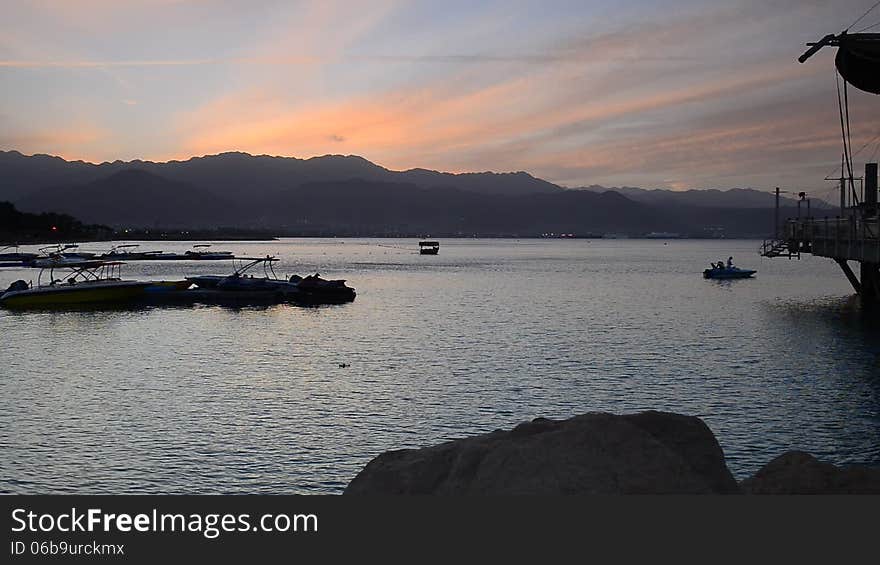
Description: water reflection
xmin=1 ymin=239 xmax=879 ymax=493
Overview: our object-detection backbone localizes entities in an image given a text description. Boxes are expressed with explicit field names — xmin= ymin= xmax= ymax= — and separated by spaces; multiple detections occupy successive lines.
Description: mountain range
xmin=1 ymin=150 xmax=827 ymax=237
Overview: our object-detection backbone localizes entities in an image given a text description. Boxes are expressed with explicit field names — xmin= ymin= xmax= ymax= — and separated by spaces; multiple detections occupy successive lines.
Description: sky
xmin=1 ymin=0 xmax=879 ymax=196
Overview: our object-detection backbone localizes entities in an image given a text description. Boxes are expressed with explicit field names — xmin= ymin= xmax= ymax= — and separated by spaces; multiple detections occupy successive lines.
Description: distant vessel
xmin=419 ymin=241 xmax=440 ymax=255
xmin=98 ymin=244 xmax=164 ymax=261
xmin=184 ymin=244 xmax=234 ymax=260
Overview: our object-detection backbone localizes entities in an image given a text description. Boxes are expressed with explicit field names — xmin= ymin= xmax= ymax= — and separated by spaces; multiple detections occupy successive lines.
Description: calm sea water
xmin=1 ymin=238 xmax=879 ymax=493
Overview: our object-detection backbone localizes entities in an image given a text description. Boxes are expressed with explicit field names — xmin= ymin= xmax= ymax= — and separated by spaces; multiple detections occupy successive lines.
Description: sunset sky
xmin=2 ymin=0 xmax=879 ymax=195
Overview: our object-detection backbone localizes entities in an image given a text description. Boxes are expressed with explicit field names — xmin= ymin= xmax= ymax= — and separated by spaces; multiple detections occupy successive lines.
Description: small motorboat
xmin=703 ymin=266 xmax=757 ymax=279
xmin=98 ymin=244 xmax=165 ymax=261
xmin=185 ymin=257 xmax=356 ymax=305
xmin=30 ymin=244 xmax=97 ymax=267
xmin=184 ymin=244 xmax=235 ymax=260
xmin=419 ymin=241 xmax=440 ymax=255
xmin=186 ymin=256 xmax=280 ymax=289
xmin=288 ymin=273 xmax=356 ymax=304
xmin=0 ymin=245 xmax=37 ymax=265
xmin=0 ymin=260 xmax=151 ymax=308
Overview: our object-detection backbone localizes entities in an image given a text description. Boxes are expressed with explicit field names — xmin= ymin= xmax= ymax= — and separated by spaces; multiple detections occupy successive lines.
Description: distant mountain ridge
xmin=0 ymin=150 xmax=561 ymax=202
xmin=17 ymin=169 xmax=235 ymax=228
xmin=0 ymin=150 xmax=824 ymax=237
xmin=578 ymin=184 xmax=834 ymax=209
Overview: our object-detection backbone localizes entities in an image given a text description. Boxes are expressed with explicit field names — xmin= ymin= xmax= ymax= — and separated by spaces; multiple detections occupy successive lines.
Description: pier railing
xmin=781 ymin=216 xmax=880 ymax=262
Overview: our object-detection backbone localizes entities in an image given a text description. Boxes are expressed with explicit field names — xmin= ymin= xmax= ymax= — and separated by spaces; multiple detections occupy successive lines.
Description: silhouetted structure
xmin=764 ymin=16 xmax=880 ymax=298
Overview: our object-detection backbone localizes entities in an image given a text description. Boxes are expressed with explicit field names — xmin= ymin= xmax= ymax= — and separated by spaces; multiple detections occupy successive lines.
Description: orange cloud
xmin=0 ymin=123 xmax=110 ymax=161
xmin=174 ymin=51 xmax=829 ymax=178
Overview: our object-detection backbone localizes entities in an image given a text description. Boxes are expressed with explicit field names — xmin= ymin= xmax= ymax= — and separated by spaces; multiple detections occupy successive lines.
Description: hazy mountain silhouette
xmin=1 ymin=150 xmax=815 ymax=236
xmin=249 ymin=180 xmax=797 ymax=237
xmin=252 ymin=180 xmax=667 ymax=235
xmin=579 ymin=185 xmax=834 ymax=209
xmin=0 ymin=150 xmax=561 ymax=203
xmin=17 ymin=169 xmax=235 ymax=228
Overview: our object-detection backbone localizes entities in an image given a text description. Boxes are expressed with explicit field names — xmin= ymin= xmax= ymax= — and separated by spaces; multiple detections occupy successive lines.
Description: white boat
xmin=31 ymin=244 xmax=96 ymax=267
xmin=184 ymin=244 xmax=235 ymax=260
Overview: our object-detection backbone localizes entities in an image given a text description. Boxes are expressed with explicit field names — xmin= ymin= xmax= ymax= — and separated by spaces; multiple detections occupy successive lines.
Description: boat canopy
xmin=419 ymin=241 xmax=439 ymax=246
xmin=800 ymin=32 xmax=880 ymax=95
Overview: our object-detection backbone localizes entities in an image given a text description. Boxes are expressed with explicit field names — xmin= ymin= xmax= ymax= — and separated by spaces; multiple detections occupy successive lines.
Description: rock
xmin=741 ymin=451 xmax=880 ymax=494
xmin=344 ymin=411 xmax=740 ymax=494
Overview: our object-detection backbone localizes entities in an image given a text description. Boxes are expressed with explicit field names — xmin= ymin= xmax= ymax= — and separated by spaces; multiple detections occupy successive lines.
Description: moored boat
xmin=0 ymin=260 xmax=152 ymax=308
xmin=0 ymin=245 xmax=37 ymax=265
xmin=98 ymin=244 xmax=165 ymax=261
xmin=184 ymin=256 xmax=356 ymax=305
xmin=184 ymin=244 xmax=235 ymax=260
xmin=144 ymin=280 xmax=192 ymax=293
xmin=186 ymin=256 xmax=297 ymax=295
xmin=288 ymin=273 xmax=356 ymax=304
xmin=30 ymin=244 xmax=97 ymax=267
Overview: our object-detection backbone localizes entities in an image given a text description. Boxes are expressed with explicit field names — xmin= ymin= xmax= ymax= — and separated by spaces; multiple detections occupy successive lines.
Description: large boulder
xmin=345 ymin=411 xmax=740 ymax=494
xmin=741 ymin=451 xmax=880 ymax=494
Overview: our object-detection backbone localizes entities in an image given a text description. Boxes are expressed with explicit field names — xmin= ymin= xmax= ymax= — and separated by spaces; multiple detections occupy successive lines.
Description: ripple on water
xmin=1 ymin=239 xmax=879 ymax=493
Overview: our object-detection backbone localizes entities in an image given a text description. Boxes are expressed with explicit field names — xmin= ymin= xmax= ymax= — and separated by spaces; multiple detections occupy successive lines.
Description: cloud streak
xmin=2 ymin=0 xmax=877 ymax=191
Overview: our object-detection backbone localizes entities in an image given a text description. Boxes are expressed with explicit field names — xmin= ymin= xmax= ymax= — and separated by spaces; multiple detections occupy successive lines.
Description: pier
xmin=762 ymin=163 xmax=880 ymax=298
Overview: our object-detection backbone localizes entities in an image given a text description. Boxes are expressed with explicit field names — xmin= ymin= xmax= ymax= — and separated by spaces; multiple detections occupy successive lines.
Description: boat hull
xmin=0 ymin=281 xmax=150 ymax=308
xmin=144 ymin=280 xmax=192 ymax=293
xmin=703 ymin=268 xmax=756 ymax=279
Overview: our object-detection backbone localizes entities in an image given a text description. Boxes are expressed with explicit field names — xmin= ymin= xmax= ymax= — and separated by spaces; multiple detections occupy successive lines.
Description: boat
xmin=288 ymin=273 xmax=357 ymax=304
xmin=41 ymin=243 xmax=96 ymax=260
xmin=144 ymin=280 xmax=193 ymax=293
xmin=185 ymin=256 xmax=280 ymax=289
xmin=703 ymin=266 xmax=757 ymax=279
xmin=419 ymin=241 xmax=440 ymax=255
xmin=98 ymin=244 xmax=164 ymax=261
xmin=0 ymin=245 xmax=37 ymax=265
xmin=184 ymin=244 xmax=235 ymax=260
xmin=185 ymin=256 xmax=356 ymax=305
xmin=799 ymin=31 xmax=880 ymax=95
xmin=30 ymin=244 xmax=97 ymax=267
xmin=0 ymin=260 xmax=152 ymax=308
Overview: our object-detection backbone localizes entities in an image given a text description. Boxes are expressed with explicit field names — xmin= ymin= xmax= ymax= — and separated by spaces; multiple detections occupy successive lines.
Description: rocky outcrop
xmin=344 ymin=411 xmax=741 ymax=494
xmin=740 ymin=451 xmax=880 ymax=494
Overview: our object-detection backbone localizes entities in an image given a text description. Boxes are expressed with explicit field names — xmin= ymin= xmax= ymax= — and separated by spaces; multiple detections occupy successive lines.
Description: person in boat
xmin=727 ymin=257 xmax=734 ymax=268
